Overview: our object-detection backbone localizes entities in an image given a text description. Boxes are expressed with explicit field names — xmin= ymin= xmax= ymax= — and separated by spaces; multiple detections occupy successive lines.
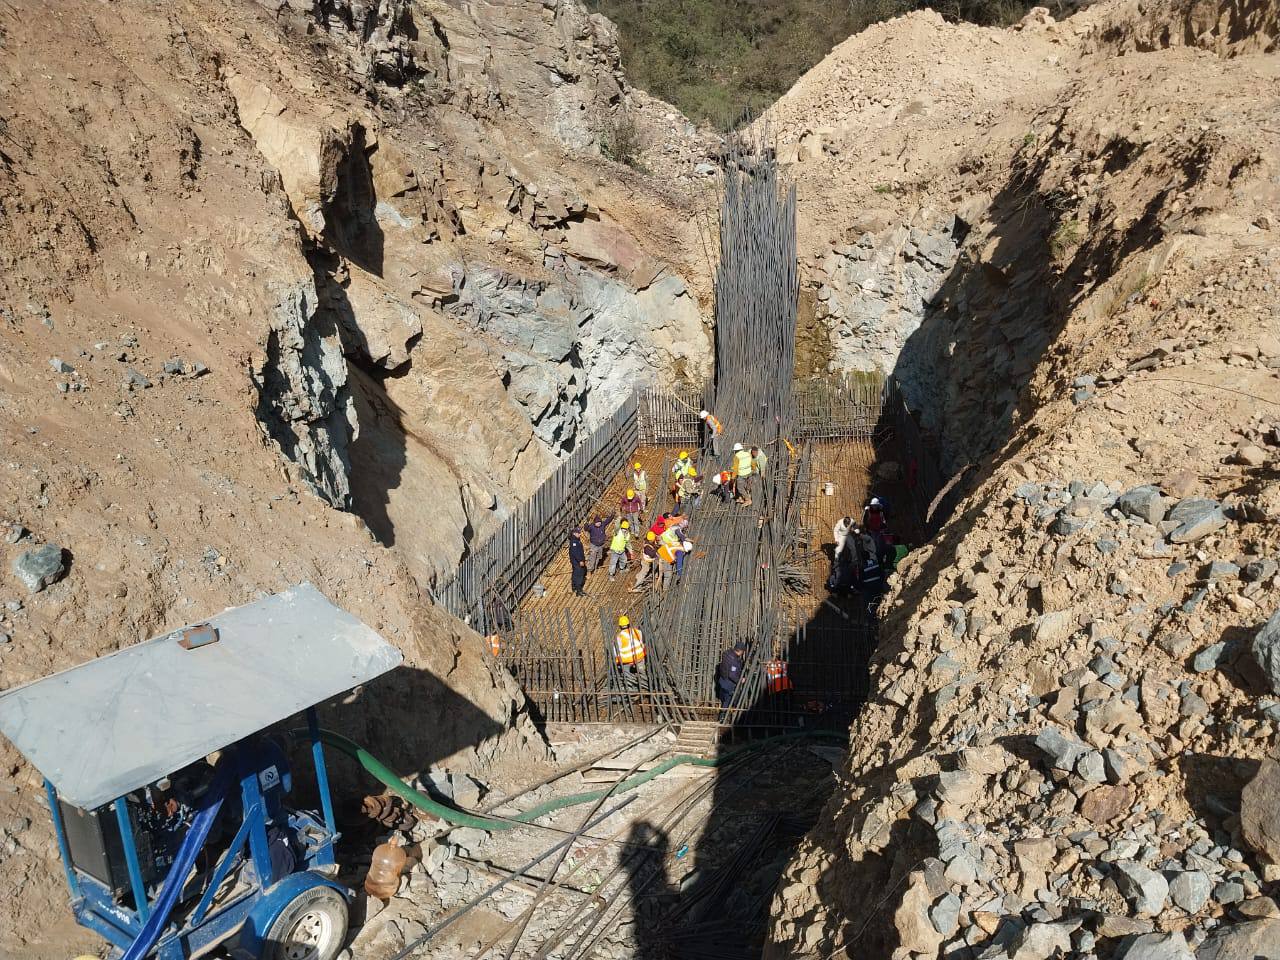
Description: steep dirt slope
xmin=765 ymin=0 xmax=1280 ymax=956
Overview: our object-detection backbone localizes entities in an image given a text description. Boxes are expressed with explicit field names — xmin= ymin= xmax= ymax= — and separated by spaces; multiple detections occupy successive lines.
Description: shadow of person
xmin=626 ymin=820 xmax=674 ymax=960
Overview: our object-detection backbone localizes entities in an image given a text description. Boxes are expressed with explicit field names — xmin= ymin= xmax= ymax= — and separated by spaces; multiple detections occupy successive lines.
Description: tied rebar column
xmin=711 ymin=133 xmax=799 ymax=435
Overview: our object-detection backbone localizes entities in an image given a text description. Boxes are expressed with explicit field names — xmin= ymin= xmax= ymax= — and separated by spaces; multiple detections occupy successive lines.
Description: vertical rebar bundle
xmin=711 ymin=132 xmax=799 ymax=433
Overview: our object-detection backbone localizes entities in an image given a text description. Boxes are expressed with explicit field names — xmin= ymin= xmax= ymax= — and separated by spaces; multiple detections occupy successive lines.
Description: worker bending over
xmin=614 ymin=615 xmax=646 ymax=691
xmin=675 ymin=467 xmax=702 ymax=509
xmin=710 ymin=469 xmax=735 ymax=504
xmin=699 ymin=410 xmax=724 ymax=457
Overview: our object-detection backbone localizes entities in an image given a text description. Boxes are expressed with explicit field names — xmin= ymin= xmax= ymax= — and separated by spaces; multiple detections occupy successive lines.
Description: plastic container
xmin=364 ymin=836 xmax=408 ymax=899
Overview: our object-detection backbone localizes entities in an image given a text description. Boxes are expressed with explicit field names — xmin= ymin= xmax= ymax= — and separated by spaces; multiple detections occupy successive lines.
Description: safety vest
xmin=672 ymin=458 xmax=693 ymax=479
xmin=716 ymin=471 xmax=733 ymax=486
xmin=706 ymin=414 xmax=722 ymax=435
xmin=733 ymin=450 xmax=753 ymax=478
xmin=660 ymin=527 xmax=681 ymax=550
xmin=610 ymin=529 xmax=629 ymax=552
xmin=658 ymin=541 xmax=678 ymax=564
xmin=632 ymin=470 xmax=648 ymax=492
xmin=616 ymin=627 xmax=646 ymax=664
xmin=485 ymin=634 xmax=502 ymax=657
xmin=752 ymin=452 xmax=768 ymax=474
xmin=765 ymin=660 xmax=793 ymax=694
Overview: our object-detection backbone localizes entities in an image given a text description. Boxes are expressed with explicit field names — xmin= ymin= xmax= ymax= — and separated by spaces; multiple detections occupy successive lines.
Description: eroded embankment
xmin=765 ymin=1 xmax=1280 ymax=955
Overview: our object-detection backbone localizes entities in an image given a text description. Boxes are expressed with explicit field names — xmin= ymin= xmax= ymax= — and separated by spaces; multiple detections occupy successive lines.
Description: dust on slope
xmin=761 ymin=0 xmax=1280 ymax=956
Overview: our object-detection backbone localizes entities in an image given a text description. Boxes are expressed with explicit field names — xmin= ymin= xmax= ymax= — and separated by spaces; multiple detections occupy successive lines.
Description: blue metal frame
xmin=45 ymin=725 xmax=346 ymax=960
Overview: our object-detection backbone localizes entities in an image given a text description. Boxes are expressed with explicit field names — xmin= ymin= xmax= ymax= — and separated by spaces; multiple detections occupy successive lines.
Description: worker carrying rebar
xmin=568 ymin=527 xmax=588 ymax=597
xmin=614 ymin=615 xmax=646 ymax=691
xmin=732 ymin=443 xmax=754 ymax=506
xmin=699 ymin=409 xmax=724 ymax=457
xmin=717 ymin=639 xmax=747 ymax=709
xmin=630 ymin=461 xmax=649 ymax=511
xmin=586 ymin=514 xmax=613 ymax=572
xmin=675 ymin=467 xmax=702 ymax=509
xmin=620 ymin=487 xmax=643 ymax=523
xmin=710 ymin=469 xmax=735 ymax=504
xmin=608 ymin=520 xmax=632 ymax=579
xmin=631 ymin=531 xmax=658 ymax=592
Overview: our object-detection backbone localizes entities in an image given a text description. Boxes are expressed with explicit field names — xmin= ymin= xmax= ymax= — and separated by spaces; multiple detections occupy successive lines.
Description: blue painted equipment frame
xmin=45 ymin=706 xmax=345 ymax=960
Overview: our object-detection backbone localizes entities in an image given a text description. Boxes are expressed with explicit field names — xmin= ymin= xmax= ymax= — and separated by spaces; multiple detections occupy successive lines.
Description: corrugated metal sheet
xmin=0 ymin=583 xmax=402 ymax=810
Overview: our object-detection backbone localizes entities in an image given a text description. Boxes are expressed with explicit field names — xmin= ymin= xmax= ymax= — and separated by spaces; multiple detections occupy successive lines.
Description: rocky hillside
xmin=764 ymin=0 xmax=1280 ymax=957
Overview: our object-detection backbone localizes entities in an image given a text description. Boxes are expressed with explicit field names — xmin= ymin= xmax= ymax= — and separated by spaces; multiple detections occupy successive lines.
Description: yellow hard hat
xmin=679 ymin=450 xmax=688 ymax=458
xmin=626 ymin=488 xmax=635 ymax=498
xmin=618 ymin=615 xmax=630 ymax=627
xmin=688 ymin=467 xmax=697 ymax=477
xmin=634 ymin=462 xmax=641 ymax=470
xmin=647 ymin=531 xmax=656 ymax=541
xmin=621 ymin=520 xmax=630 ymax=529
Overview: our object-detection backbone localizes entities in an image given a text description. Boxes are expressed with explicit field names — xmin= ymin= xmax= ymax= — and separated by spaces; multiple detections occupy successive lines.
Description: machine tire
xmin=263 ymin=884 xmax=348 ymax=960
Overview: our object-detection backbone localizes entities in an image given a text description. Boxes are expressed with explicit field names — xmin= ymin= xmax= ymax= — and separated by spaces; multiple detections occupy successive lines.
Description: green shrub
xmin=602 ymin=113 xmax=645 ymax=168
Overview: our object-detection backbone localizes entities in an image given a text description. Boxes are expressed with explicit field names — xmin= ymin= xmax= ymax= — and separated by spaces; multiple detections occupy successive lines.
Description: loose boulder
xmin=1253 ymin=609 xmax=1280 ymax=695
xmin=1241 ymin=757 xmax=1280 ymax=865
xmin=12 ymin=543 xmax=66 ymax=593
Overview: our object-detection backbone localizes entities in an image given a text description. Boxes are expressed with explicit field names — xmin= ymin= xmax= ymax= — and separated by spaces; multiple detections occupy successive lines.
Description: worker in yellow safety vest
xmin=670 ymin=451 xmax=695 ymax=499
xmin=732 ymin=443 xmax=755 ymax=506
xmin=607 ymin=520 xmax=632 ymax=579
xmin=675 ymin=466 xmax=701 ymax=509
xmin=699 ymin=410 xmax=724 ymax=457
xmin=656 ymin=535 xmax=679 ymax=590
xmin=631 ymin=462 xmax=649 ymax=511
xmin=614 ymin=615 xmax=646 ymax=690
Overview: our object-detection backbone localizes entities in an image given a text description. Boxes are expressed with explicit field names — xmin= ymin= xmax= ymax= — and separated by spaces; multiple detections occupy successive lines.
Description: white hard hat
xmin=733 ymin=442 xmax=744 ymax=451
xmin=870 ymin=497 xmax=883 ymax=507
xmin=699 ymin=410 xmax=708 ymax=418
xmin=683 ymin=540 xmax=693 ymax=551
xmin=711 ymin=475 xmax=721 ymax=486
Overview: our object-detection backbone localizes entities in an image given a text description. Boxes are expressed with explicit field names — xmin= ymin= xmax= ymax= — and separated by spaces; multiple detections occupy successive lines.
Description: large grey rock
xmin=1113 ymin=860 xmax=1169 ymax=916
xmin=1035 ymin=725 xmax=1088 ymax=771
xmin=1008 ymin=921 xmax=1074 ymax=960
xmin=1115 ymin=932 xmax=1194 ymax=960
xmin=1170 ymin=870 xmax=1212 ymax=913
xmin=1117 ymin=485 xmax=1167 ymax=525
xmin=1195 ymin=920 xmax=1280 ymax=960
xmin=1242 ymin=757 xmax=1280 ymax=865
xmin=930 ymin=892 xmax=961 ymax=937
xmin=11 ymin=543 xmax=66 ymax=593
xmin=446 ymin=825 xmax=490 ymax=855
xmin=1253 ymin=609 xmax=1280 ymax=695
xmin=1167 ymin=498 xmax=1227 ymax=543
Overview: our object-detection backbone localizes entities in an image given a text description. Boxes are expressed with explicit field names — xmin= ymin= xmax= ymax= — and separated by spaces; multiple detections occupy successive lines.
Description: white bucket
xmin=823 ymin=482 xmax=834 ymax=496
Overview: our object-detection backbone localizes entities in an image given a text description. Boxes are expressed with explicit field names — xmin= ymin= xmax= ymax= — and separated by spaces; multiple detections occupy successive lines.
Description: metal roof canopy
xmin=0 ymin=583 xmax=402 ymax=811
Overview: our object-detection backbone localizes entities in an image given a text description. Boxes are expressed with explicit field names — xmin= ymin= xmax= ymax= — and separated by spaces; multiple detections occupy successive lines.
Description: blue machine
xmin=0 ymin=584 xmax=403 ymax=960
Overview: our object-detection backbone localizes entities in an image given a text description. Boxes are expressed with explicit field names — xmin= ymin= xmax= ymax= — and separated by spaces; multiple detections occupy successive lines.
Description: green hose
xmin=315 ymin=728 xmax=845 ymax=831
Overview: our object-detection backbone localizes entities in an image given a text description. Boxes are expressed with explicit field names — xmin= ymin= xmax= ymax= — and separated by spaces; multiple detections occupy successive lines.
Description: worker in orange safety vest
xmin=614 ymin=615 xmax=646 ymax=691
xmin=699 ymin=410 xmax=724 ymax=457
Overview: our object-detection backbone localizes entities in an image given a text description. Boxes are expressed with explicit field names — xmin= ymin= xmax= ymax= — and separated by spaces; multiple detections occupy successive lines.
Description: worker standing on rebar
xmin=717 ymin=639 xmax=747 ymax=711
xmin=675 ymin=467 xmax=702 ymax=510
xmin=732 ymin=443 xmax=754 ymax=506
xmin=607 ymin=520 xmax=632 ymax=579
xmin=585 ymin=514 xmax=612 ymax=573
xmin=631 ymin=531 xmax=658 ymax=592
xmin=833 ymin=515 xmax=855 ymax=561
xmin=620 ymin=487 xmax=643 ymax=524
xmin=614 ymin=615 xmax=646 ymax=691
xmin=670 ymin=450 xmax=694 ymax=500
xmin=750 ymin=445 xmax=767 ymax=477
xmin=656 ymin=534 xmax=678 ymax=590
xmin=698 ymin=410 xmax=724 ymax=457
xmin=631 ymin=461 xmax=649 ymax=511
xmin=568 ymin=527 xmax=588 ymax=597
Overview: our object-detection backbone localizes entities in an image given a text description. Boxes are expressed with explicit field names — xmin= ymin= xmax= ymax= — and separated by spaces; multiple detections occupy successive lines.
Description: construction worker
xmin=631 ymin=531 xmax=658 ymax=592
xmin=732 ymin=442 xmax=754 ymax=506
xmin=833 ymin=516 xmax=855 ymax=560
xmin=607 ymin=520 xmax=632 ymax=579
xmin=676 ymin=538 xmax=693 ymax=577
xmin=717 ymin=640 xmax=747 ymax=710
xmin=699 ymin=409 xmax=724 ymax=457
xmin=631 ymin=462 xmax=649 ymax=511
xmin=568 ymin=527 xmax=587 ymax=597
xmin=670 ymin=450 xmax=694 ymax=498
xmin=675 ymin=467 xmax=702 ymax=510
xmin=614 ymin=615 xmax=646 ymax=690
xmin=586 ymin=514 xmax=612 ymax=572
xmin=710 ymin=469 xmax=735 ymax=504
xmin=620 ymin=487 xmax=643 ymax=522
xmin=750 ymin=445 xmax=767 ymax=477
xmin=656 ymin=534 xmax=679 ymax=590
xmin=863 ymin=496 xmax=887 ymax=533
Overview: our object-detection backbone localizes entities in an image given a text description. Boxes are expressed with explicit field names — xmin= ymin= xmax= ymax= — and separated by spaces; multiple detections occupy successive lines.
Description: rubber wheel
xmin=264 ymin=884 xmax=349 ymax=960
